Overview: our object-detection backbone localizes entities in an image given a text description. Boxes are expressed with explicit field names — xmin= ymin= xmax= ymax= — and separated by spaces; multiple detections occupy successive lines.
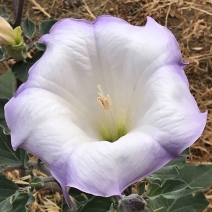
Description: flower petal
xmin=16 ymin=16 xmax=188 ymax=128
xmin=16 ymin=18 xmax=106 ymax=132
xmin=0 ymin=17 xmax=16 ymax=45
xmin=132 ymin=64 xmax=207 ymax=154
xmin=6 ymin=86 xmax=175 ymax=196
xmin=5 ymin=88 xmax=97 ymax=165
xmin=59 ymin=132 xmax=174 ymax=196
xmin=91 ymin=16 xmax=188 ymax=120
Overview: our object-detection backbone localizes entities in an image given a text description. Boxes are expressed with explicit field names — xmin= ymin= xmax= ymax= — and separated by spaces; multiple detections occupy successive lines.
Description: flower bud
xmin=0 ymin=17 xmax=27 ymax=60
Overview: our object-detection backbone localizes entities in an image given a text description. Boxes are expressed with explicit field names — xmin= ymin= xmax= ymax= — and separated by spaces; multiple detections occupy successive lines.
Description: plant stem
xmin=2 ymin=161 xmax=51 ymax=176
xmin=34 ymin=178 xmax=62 ymax=193
xmin=42 ymin=176 xmax=56 ymax=183
xmin=13 ymin=0 xmax=25 ymax=28
xmin=3 ymin=164 xmax=24 ymax=171
xmin=12 ymin=0 xmax=17 ymax=20
xmin=37 ymin=159 xmax=51 ymax=176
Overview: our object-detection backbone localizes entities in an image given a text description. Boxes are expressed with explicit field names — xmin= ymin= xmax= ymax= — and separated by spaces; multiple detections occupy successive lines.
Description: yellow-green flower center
xmin=97 ymin=85 xmax=128 ymax=142
xmin=99 ymin=122 xmax=127 ymax=142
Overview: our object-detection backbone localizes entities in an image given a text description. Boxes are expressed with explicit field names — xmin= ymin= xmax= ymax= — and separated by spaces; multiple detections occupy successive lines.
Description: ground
xmin=0 ymin=0 xmax=212 ymax=211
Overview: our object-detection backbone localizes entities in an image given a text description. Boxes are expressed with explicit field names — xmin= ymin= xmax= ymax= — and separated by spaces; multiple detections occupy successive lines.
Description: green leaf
xmin=0 ymin=175 xmax=18 ymax=202
xmin=60 ymin=187 xmax=94 ymax=211
xmin=176 ymin=164 xmax=212 ymax=190
xmin=107 ymin=203 xmax=114 ymax=212
xmin=69 ymin=187 xmax=93 ymax=204
xmin=148 ymin=157 xmax=186 ymax=183
xmin=0 ymin=128 xmax=29 ymax=166
xmin=0 ymin=69 xmax=16 ymax=99
xmin=21 ymin=17 xmax=36 ymax=40
xmin=144 ymin=191 xmax=209 ymax=212
xmin=148 ymin=166 xmax=179 ymax=183
xmin=0 ymin=5 xmax=10 ymax=21
xmin=11 ymin=191 xmax=35 ymax=212
xmin=0 ymin=176 xmax=34 ymax=212
xmin=79 ymin=196 xmax=116 ymax=212
xmin=168 ymin=191 xmax=209 ymax=212
xmin=35 ymin=42 xmax=46 ymax=51
xmin=0 ymin=97 xmax=9 ymax=134
xmin=12 ymin=51 xmax=44 ymax=81
xmin=116 ymin=205 xmax=124 ymax=212
xmin=59 ymin=189 xmax=84 ymax=211
xmin=0 ymin=69 xmax=16 ymax=133
xmin=137 ymin=181 xmax=146 ymax=195
xmin=165 ymin=157 xmax=186 ymax=169
xmin=146 ymin=179 xmax=187 ymax=199
xmin=0 ymin=174 xmax=18 ymax=210
xmin=30 ymin=177 xmax=44 ymax=188
xmin=27 ymin=164 xmax=34 ymax=172
xmin=142 ymin=196 xmax=167 ymax=212
xmin=180 ymin=148 xmax=190 ymax=156
xmin=0 ymin=196 xmax=13 ymax=212
xmin=11 ymin=61 xmax=30 ymax=82
xmin=39 ymin=19 xmax=57 ymax=36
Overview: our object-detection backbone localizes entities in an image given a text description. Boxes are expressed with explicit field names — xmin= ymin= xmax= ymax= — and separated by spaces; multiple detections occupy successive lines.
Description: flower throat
xmin=97 ymin=85 xmax=127 ymax=142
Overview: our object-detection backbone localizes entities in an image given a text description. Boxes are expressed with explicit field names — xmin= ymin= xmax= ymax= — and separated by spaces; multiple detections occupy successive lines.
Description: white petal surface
xmin=61 ymin=132 xmax=173 ymax=196
xmin=6 ymin=89 xmax=96 ymax=165
xmin=5 ymin=16 xmax=207 ymax=202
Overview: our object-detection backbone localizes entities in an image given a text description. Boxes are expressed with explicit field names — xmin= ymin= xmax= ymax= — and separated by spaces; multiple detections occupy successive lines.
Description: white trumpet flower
xmin=5 ymin=16 xmax=207 ymax=208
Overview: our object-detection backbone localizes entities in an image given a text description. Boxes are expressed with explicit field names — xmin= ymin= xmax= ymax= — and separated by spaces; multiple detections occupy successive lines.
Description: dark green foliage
xmin=21 ymin=17 xmax=36 ymax=40
xmin=12 ymin=51 xmax=44 ymax=81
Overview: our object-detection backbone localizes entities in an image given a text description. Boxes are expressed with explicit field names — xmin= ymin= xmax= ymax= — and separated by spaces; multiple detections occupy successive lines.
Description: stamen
xmin=96 ymin=84 xmax=118 ymax=141
xmin=96 ymin=84 xmax=127 ymax=142
xmin=97 ymin=85 xmax=112 ymax=110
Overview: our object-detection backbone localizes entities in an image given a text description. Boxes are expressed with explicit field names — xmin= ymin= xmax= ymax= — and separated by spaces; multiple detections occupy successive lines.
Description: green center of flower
xmin=97 ymin=85 xmax=127 ymax=142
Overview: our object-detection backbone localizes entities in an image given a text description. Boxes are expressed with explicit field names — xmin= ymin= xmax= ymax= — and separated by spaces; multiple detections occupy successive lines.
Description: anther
xmin=97 ymin=85 xmax=112 ymax=110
